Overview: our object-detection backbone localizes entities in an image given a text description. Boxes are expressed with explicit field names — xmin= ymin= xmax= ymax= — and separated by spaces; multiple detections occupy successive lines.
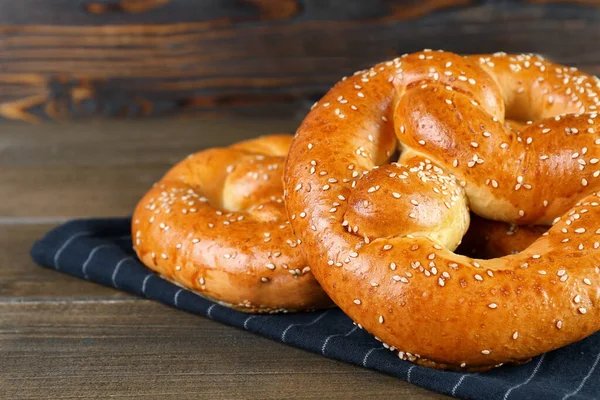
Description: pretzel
xmin=133 ymin=134 xmax=331 ymax=313
xmin=284 ymin=51 xmax=600 ymax=370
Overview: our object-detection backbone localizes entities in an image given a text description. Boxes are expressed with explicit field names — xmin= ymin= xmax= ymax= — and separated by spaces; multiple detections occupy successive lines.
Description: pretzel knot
xmin=284 ymin=51 xmax=600 ymax=370
xmin=133 ymin=135 xmax=331 ymax=313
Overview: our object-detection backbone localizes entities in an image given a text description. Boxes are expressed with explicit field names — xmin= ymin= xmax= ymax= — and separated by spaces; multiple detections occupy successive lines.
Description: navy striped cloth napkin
xmin=31 ymin=218 xmax=600 ymax=400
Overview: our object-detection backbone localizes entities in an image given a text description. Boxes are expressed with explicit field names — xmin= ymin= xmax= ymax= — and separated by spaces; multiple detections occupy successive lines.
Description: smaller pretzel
xmin=132 ymin=135 xmax=331 ymax=313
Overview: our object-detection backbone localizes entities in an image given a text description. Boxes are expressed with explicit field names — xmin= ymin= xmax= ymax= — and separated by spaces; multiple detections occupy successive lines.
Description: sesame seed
xmin=481 ymin=350 xmax=490 ymax=355
xmin=579 ymin=307 xmax=587 ymax=314
xmin=354 ymin=299 xmax=361 ymax=305
xmin=513 ymin=331 xmax=519 ymax=340
xmin=488 ymin=303 xmax=498 ymax=309
xmin=379 ymin=316 xmax=384 ymax=323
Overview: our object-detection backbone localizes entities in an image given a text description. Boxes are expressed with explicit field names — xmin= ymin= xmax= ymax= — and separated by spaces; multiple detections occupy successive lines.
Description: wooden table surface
xmin=0 ymin=118 xmax=449 ymax=399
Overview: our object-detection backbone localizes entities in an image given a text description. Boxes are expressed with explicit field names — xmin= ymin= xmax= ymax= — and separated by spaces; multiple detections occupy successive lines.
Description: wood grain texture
xmin=0 ymin=118 xmax=297 ymax=167
xmin=0 ymin=296 xmax=448 ymax=399
xmin=0 ymin=119 xmax=297 ymax=218
xmin=1 ymin=164 xmax=164 ymax=217
xmin=0 ymin=0 xmax=600 ymax=120
xmin=0 ymin=223 xmax=134 ymax=300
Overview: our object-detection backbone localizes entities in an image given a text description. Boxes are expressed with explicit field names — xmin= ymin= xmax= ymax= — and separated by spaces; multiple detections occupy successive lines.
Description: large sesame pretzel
xmin=133 ymin=134 xmax=331 ymax=313
xmin=284 ymin=51 xmax=600 ymax=370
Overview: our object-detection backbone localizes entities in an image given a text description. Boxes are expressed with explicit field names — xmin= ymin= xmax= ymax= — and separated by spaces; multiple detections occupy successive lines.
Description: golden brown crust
xmin=284 ymin=51 xmax=600 ymax=370
xmin=133 ymin=134 xmax=332 ymax=313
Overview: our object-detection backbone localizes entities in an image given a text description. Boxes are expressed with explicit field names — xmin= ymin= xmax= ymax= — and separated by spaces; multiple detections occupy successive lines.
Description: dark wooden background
xmin=1 ymin=0 xmax=600 ymax=121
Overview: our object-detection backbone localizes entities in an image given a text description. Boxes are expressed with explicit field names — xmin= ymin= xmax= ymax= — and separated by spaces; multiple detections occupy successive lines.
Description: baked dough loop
xmin=133 ymin=134 xmax=331 ymax=313
xmin=284 ymin=51 xmax=600 ymax=370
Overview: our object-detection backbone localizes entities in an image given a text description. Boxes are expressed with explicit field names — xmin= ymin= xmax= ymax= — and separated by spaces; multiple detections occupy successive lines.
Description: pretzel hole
xmin=222 ymin=156 xmax=285 ymax=214
xmin=455 ymin=215 xmax=547 ymax=259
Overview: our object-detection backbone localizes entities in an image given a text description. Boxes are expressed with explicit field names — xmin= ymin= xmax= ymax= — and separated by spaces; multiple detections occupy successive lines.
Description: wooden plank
xmin=0 ymin=118 xmax=298 ymax=167
xmin=0 ymin=119 xmax=298 ymax=218
xmin=1 ymin=164 xmax=166 ymax=218
xmin=0 ymin=1 xmax=599 ymax=120
xmin=0 ymin=300 xmax=449 ymax=399
xmin=0 ymin=0 xmax=469 ymax=25
xmin=0 ymin=223 xmax=132 ymax=300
